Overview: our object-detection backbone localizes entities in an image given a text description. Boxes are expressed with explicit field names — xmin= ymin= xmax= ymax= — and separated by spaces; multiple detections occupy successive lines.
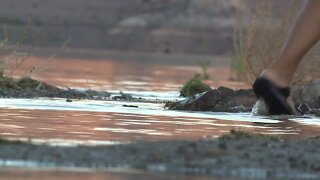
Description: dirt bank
xmin=0 ymin=76 xmax=110 ymax=100
xmin=0 ymin=131 xmax=319 ymax=179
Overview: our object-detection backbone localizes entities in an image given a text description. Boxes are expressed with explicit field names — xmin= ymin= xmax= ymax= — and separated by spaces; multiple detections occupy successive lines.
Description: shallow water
xmin=1 ymin=49 xmax=320 ymax=178
xmin=0 ymin=167 xmax=211 ymax=180
xmin=0 ymin=98 xmax=319 ymax=147
xmin=6 ymin=49 xmax=247 ymax=91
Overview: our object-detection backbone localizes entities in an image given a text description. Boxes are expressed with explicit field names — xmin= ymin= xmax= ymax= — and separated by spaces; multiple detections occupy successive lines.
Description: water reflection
xmin=253 ymin=119 xmax=320 ymax=139
xmin=0 ymin=167 xmax=211 ymax=180
xmin=0 ymin=101 xmax=319 ymax=146
xmin=1 ymin=48 xmax=318 ymax=179
xmin=5 ymin=56 xmax=247 ymax=91
xmin=0 ymin=51 xmax=319 ymax=144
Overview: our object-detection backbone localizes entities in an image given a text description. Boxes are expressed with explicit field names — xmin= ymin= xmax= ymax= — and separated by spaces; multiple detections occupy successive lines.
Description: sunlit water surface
xmin=1 ymin=50 xmax=319 ymax=178
xmin=0 ymin=167 xmax=211 ymax=180
xmin=0 ymin=97 xmax=319 ymax=146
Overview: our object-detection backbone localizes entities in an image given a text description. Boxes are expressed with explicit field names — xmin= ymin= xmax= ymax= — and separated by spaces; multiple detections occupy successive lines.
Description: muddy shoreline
xmin=0 ymin=131 xmax=320 ymax=179
xmin=0 ymin=76 xmax=320 ymax=179
xmin=1 ymin=76 xmax=319 ymax=114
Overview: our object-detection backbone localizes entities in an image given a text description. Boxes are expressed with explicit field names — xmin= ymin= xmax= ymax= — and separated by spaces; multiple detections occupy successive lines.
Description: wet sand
xmin=0 ymin=131 xmax=319 ymax=179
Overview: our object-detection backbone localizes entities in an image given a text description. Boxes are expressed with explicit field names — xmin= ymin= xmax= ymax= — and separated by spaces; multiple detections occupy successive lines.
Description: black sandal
xmin=252 ymin=78 xmax=294 ymax=115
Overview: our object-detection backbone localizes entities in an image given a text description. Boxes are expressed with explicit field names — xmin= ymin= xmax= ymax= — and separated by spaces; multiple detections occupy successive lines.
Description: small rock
xmin=166 ymin=87 xmax=256 ymax=112
xmin=85 ymin=89 xmax=110 ymax=98
xmin=229 ymin=105 xmax=251 ymax=113
xmin=113 ymin=92 xmax=133 ymax=100
xmin=217 ymin=86 xmax=234 ymax=97
xmin=66 ymin=98 xmax=72 ymax=102
xmin=66 ymin=89 xmax=90 ymax=98
xmin=294 ymin=80 xmax=320 ymax=107
xmin=297 ymin=103 xmax=312 ymax=114
xmin=166 ymin=89 xmax=221 ymax=111
xmin=123 ymin=105 xmax=138 ymax=108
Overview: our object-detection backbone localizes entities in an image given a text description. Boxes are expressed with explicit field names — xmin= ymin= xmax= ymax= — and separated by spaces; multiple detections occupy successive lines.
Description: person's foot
xmin=253 ymin=69 xmax=302 ymax=115
xmin=253 ymin=78 xmax=292 ymax=114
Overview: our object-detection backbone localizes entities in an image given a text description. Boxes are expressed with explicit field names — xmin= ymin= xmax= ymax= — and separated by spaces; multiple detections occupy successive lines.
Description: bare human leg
xmin=254 ymin=0 xmax=320 ymax=115
xmin=261 ymin=0 xmax=320 ymax=87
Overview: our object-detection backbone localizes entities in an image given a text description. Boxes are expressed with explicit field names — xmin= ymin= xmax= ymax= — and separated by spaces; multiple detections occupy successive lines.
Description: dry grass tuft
xmin=0 ymin=25 xmax=14 ymax=77
xmin=0 ymin=19 xmax=69 ymax=78
xmin=0 ymin=23 xmax=33 ymax=78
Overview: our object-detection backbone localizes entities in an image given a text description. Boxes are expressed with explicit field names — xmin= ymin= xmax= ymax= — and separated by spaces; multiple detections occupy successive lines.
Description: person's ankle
xmin=259 ymin=69 xmax=291 ymax=88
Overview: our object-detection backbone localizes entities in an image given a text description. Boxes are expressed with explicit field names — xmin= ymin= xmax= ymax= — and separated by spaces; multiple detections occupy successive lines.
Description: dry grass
xmin=0 ymin=16 xmax=69 ymax=78
xmin=234 ymin=0 xmax=320 ymax=87
xmin=0 ymin=25 xmax=15 ymax=77
xmin=0 ymin=19 xmax=33 ymax=78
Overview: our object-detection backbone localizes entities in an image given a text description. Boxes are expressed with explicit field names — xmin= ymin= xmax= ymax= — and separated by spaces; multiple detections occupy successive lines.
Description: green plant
xmin=180 ymin=77 xmax=211 ymax=97
xmin=16 ymin=76 xmax=41 ymax=89
xmin=197 ymin=60 xmax=211 ymax=80
xmin=230 ymin=57 xmax=246 ymax=81
xmin=0 ymin=76 xmax=17 ymax=89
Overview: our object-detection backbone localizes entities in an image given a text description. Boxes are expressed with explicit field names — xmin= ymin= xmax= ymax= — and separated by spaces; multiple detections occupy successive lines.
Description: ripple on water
xmin=0 ymin=98 xmax=319 ymax=146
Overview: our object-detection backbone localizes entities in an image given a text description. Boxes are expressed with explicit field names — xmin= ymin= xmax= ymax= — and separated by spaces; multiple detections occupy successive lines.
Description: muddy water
xmin=5 ymin=49 xmax=247 ymax=91
xmin=0 ymin=98 xmax=319 ymax=146
xmin=0 ymin=168 xmax=211 ymax=180
xmin=1 ymin=49 xmax=320 ymax=178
